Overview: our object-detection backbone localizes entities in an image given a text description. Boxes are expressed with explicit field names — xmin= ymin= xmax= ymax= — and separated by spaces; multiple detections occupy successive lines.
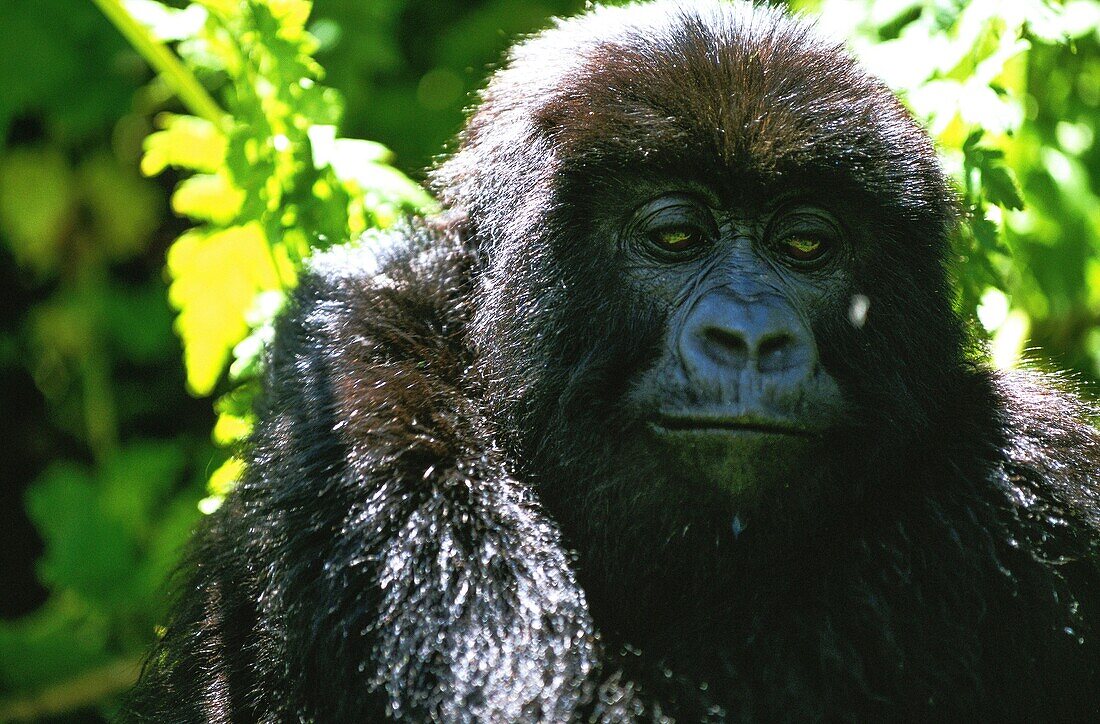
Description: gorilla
xmin=125 ymin=1 xmax=1100 ymax=721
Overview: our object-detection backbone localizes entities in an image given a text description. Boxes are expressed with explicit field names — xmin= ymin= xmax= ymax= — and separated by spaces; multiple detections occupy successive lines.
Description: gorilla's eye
xmin=632 ymin=195 xmax=716 ymax=260
xmin=649 ymin=226 xmax=708 ymax=254
xmin=778 ymin=236 xmax=830 ymax=263
xmin=768 ymin=206 xmax=842 ymax=268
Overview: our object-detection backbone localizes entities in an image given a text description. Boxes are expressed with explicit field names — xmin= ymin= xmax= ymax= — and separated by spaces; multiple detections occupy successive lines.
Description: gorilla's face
xmin=478 ymin=179 xmax=872 ymax=553
xmin=456 ymin=1 xmax=959 ymax=547
xmin=619 ymin=189 xmax=848 ymax=498
xmin=474 ymin=180 xmax=861 ymax=538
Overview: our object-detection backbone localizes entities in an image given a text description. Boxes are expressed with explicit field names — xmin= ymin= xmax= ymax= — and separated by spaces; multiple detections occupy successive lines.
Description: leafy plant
xmin=799 ymin=0 xmax=1100 ymax=367
xmin=98 ymin=0 xmax=434 ymax=508
xmin=1 ymin=0 xmax=432 ymax=718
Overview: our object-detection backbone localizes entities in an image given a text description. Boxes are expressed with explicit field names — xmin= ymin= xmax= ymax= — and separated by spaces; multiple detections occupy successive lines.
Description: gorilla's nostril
xmin=703 ymin=326 xmax=749 ymax=351
xmin=757 ymin=333 xmax=797 ymax=372
xmin=701 ymin=326 xmax=750 ymax=367
xmin=698 ymin=326 xmax=806 ymax=374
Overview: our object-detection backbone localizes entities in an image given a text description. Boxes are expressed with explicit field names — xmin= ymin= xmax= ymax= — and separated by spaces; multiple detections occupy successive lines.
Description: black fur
xmin=125 ymin=1 xmax=1100 ymax=721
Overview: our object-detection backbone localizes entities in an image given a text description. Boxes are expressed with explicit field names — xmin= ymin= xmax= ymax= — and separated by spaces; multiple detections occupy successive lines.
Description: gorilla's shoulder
xmin=300 ymin=216 xmax=474 ymax=307
xmin=253 ymin=215 xmax=485 ymax=494
xmin=995 ymin=370 xmax=1100 ymax=530
xmin=272 ymin=217 xmax=477 ymax=375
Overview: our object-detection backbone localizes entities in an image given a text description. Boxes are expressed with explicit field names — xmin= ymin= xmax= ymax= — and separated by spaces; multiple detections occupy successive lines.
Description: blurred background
xmin=0 ymin=0 xmax=1097 ymax=720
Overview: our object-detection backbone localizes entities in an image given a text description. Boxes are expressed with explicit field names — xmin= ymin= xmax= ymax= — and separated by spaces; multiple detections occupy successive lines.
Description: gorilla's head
xmin=434 ymin=1 xmax=963 ymax=559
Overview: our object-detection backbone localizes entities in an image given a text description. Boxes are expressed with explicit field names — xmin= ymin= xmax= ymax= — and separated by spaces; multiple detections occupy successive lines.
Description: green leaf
xmin=25 ymin=464 xmax=141 ymax=605
xmin=0 ymin=599 xmax=112 ymax=690
xmin=79 ymin=152 xmax=163 ymax=261
xmin=99 ymin=440 xmax=188 ymax=539
xmin=982 ymin=164 xmax=1025 ymax=210
xmin=103 ymin=282 xmax=176 ymax=364
xmin=969 ymin=211 xmax=1007 ymax=254
xmin=0 ymin=148 xmax=74 ymax=275
xmin=962 ymin=128 xmax=986 ymax=154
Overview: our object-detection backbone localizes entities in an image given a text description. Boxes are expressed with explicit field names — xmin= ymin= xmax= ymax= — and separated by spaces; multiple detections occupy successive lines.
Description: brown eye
xmin=650 ymin=226 xmax=706 ymax=253
xmin=779 ymin=236 xmax=829 ymax=263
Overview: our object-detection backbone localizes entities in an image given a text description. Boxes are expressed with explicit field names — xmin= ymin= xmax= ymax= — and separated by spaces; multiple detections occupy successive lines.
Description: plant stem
xmin=91 ymin=0 xmax=224 ymax=125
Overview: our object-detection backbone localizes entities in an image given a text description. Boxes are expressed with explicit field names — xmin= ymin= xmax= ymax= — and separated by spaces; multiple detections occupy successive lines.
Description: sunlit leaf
xmin=196 ymin=0 xmax=239 ymax=19
xmin=267 ymin=0 xmax=312 ymax=31
xmin=209 ymin=456 xmax=244 ymax=495
xmin=229 ymin=290 xmax=285 ymax=382
xmin=213 ymin=411 xmax=252 ymax=444
xmin=122 ymin=0 xmax=207 ymax=41
xmin=350 ymin=162 xmax=436 ymax=211
xmin=990 ymin=309 xmax=1029 ymax=369
xmin=309 ymin=125 xmax=393 ymax=165
xmin=171 ymin=172 xmax=245 ymax=224
xmin=166 ymin=222 xmax=285 ymax=395
xmin=141 ymin=114 xmax=227 ymax=176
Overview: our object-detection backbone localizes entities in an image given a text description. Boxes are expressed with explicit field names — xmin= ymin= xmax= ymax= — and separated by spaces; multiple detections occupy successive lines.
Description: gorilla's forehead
xmin=466 ymin=0 xmax=952 ymax=225
xmin=564 ymin=5 xmax=932 ymax=198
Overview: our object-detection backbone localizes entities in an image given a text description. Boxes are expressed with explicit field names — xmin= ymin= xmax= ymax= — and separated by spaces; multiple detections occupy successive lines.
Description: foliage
xmin=799 ymin=0 xmax=1100 ymax=371
xmin=121 ymin=0 xmax=434 ymax=512
xmin=0 ymin=0 xmax=1097 ymax=719
xmin=0 ymin=2 xmax=206 ymax=719
xmin=130 ymin=0 xmax=425 ymax=421
xmin=0 ymin=0 xmax=433 ymax=718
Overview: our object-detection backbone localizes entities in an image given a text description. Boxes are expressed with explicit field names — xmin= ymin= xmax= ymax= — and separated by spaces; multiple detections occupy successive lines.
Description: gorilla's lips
xmin=647 ymin=411 xmax=820 ymax=497
xmin=650 ymin=412 xmax=814 ymax=437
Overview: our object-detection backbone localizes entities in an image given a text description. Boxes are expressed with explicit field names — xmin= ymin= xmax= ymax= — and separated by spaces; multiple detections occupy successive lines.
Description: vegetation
xmin=0 ymin=0 xmax=1096 ymax=719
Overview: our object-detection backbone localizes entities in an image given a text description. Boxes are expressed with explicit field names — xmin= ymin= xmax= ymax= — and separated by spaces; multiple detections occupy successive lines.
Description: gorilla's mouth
xmin=651 ymin=413 xmax=813 ymax=437
xmin=648 ymin=412 xmax=818 ymax=495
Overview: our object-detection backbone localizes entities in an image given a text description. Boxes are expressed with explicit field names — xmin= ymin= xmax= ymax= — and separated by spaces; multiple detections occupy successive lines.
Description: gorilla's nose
xmin=681 ymin=292 xmax=814 ymax=381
